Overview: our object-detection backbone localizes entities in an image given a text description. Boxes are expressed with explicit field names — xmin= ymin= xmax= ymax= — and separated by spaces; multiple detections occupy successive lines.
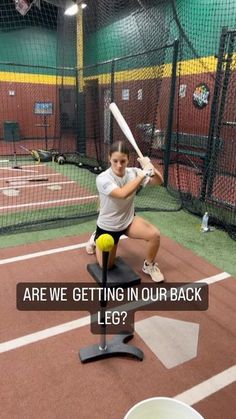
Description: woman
xmin=86 ymin=141 xmax=164 ymax=282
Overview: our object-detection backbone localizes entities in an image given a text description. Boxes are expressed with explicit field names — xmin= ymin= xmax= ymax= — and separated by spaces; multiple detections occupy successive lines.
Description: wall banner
xmin=193 ymin=83 xmax=210 ymax=109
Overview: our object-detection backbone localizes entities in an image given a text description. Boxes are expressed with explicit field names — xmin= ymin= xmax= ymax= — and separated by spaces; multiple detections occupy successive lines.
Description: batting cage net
xmin=0 ymin=0 xmax=235 ymax=238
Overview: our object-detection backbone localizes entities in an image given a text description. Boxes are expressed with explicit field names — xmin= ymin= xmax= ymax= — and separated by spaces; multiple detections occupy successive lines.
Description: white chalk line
xmin=0 ymin=164 xmax=45 ymax=169
xmin=0 ymin=240 xmax=233 ymax=406
xmin=0 ymin=173 xmax=60 ymax=181
xmin=0 ymin=241 xmax=90 ymax=265
xmin=0 ymin=269 xmax=233 ymax=405
xmin=0 ymin=235 xmax=127 ymax=266
xmin=0 ymin=232 xmax=230 ymax=351
xmin=8 ymin=180 xmax=50 ymax=186
xmin=196 ymin=271 xmax=231 ymax=284
xmin=0 ymin=167 xmax=39 ymax=173
xmin=0 ymin=270 xmax=231 ymax=353
xmin=0 ymin=195 xmax=98 ymax=210
xmin=175 ymin=365 xmax=236 ymax=406
xmin=0 ymin=181 xmax=75 ymax=191
xmin=0 ymin=316 xmax=91 ymax=354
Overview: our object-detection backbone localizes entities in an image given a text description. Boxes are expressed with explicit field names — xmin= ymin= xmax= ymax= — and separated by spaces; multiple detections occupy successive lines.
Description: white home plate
xmin=136 ymin=315 xmax=199 ymax=368
xmin=47 ymin=184 xmax=62 ymax=191
xmin=2 ymin=188 xmax=20 ymax=196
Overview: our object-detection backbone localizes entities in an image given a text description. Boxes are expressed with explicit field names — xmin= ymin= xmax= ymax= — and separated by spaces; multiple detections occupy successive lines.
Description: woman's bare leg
xmin=96 ymin=244 xmax=118 ymax=269
xmin=126 ymin=216 xmax=160 ymax=262
xmin=126 ymin=216 xmax=164 ymax=282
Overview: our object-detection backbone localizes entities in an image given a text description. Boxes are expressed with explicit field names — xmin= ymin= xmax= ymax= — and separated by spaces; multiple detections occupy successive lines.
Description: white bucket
xmin=124 ymin=397 xmax=204 ymax=419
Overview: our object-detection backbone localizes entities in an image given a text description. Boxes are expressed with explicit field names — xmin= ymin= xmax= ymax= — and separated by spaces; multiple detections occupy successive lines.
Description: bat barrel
xmin=109 ymin=102 xmax=144 ymax=158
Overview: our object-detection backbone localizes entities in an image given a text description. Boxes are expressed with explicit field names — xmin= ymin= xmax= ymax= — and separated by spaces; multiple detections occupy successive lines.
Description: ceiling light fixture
xmin=64 ymin=1 xmax=87 ymax=16
xmin=64 ymin=3 xmax=78 ymax=16
xmin=16 ymin=1 xmax=88 ymax=17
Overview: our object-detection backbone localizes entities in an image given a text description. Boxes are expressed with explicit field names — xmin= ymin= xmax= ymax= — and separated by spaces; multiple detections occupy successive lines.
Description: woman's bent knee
xmin=150 ymin=227 xmax=160 ymax=242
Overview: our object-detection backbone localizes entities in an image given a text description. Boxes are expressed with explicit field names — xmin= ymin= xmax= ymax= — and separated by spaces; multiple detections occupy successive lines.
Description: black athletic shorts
xmin=95 ymin=225 xmax=128 ymax=245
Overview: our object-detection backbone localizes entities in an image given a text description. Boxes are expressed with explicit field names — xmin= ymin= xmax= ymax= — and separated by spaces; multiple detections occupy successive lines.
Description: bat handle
xmin=135 ymin=147 xmax=144 ymax=159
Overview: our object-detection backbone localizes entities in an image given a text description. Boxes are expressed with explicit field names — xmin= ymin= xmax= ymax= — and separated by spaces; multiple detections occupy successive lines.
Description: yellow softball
xmin=96 ymin=234 xmax=114 ymax=252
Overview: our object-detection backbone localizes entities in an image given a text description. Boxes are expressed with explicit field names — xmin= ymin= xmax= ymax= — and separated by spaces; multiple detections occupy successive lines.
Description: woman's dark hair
xmin=109 ymin=141 xmax=129 ymax=157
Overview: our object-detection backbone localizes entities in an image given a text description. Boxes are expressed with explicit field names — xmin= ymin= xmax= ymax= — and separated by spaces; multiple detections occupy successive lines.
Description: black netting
xmin=0 ymin=0 xmax=235 ymax=237
xmin=170 ymin=0 xmax=236 ymax=239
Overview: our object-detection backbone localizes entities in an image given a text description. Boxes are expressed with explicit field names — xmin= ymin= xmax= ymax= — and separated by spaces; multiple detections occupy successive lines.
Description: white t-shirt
xmin=96 ymin=167 xmax=148 ymax=231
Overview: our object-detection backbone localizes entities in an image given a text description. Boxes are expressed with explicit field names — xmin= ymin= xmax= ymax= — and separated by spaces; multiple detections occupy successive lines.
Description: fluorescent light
xmin=81 ymin=3 xmax=87 ymax=8
xmin=64 ymin=3 xmax=78 ymax=16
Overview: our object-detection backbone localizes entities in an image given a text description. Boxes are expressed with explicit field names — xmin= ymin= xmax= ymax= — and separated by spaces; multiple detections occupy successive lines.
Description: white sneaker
xmin=142 ymin=260 xmax=164 ymax=282
xmin=86 ymin=232 xmax=96 ymax=255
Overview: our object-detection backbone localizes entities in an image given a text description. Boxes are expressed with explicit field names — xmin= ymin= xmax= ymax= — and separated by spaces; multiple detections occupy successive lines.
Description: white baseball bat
xmin=109 ymin=102 xmax=144 ymax=158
